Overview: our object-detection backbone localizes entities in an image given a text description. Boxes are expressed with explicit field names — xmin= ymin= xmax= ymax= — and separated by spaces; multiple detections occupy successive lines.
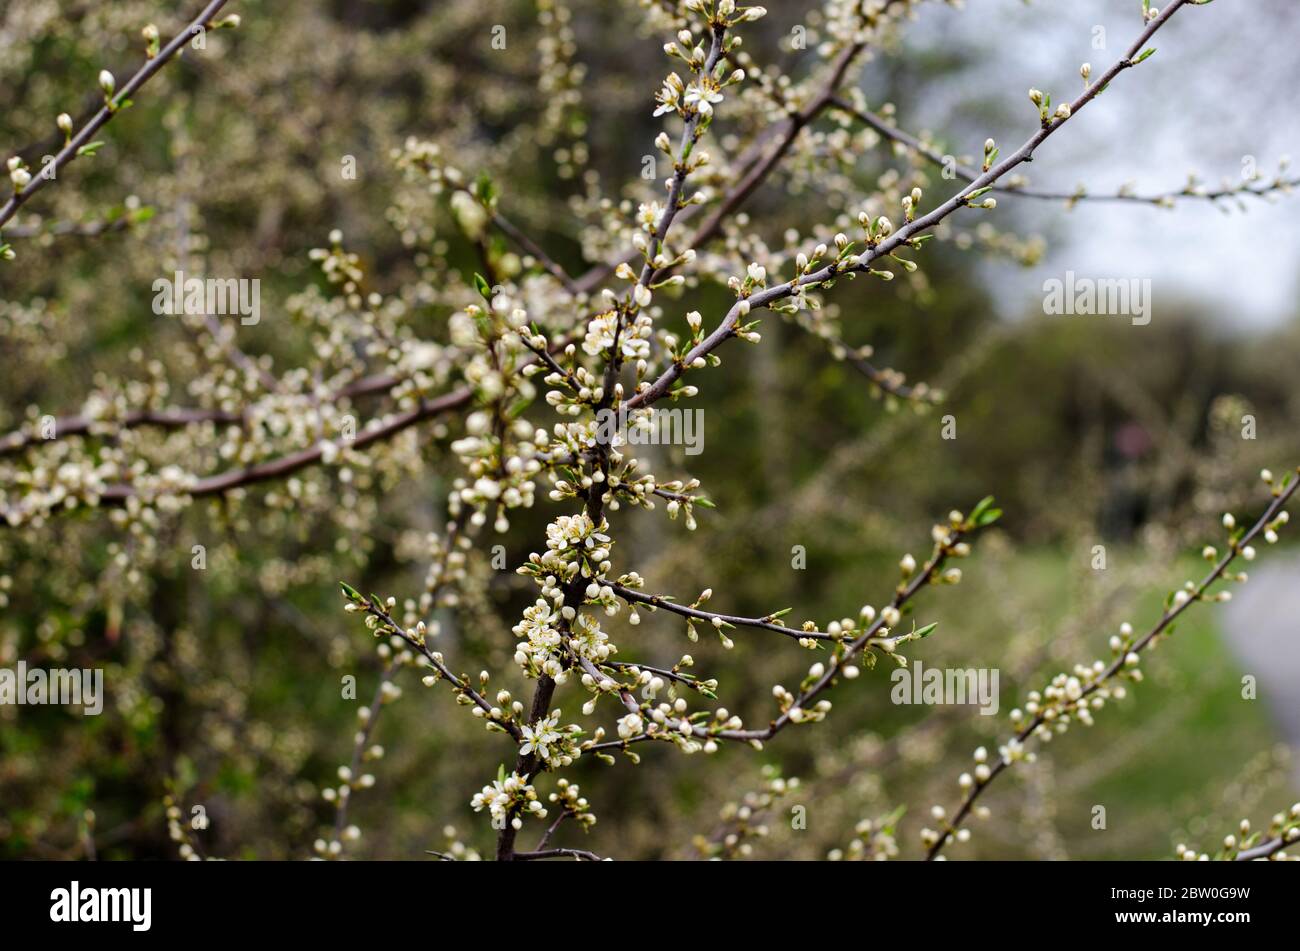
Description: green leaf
xmin=76 ymin=141 xmax=105 ymax=158
xmin=474 ymin=171 xmax=497 ymax=207
xmin=1133 ymin=47 xmax=1157 ymax=64
xmin=473 ymin=272 xmax=492 ymax=300
xmin=912 ymin=621 xmax=939 ymax=639
xmin=880 ymin=804 xmax=907 ymax=832
xmin=338 ymin=581 xmax=362 ymax=601
xmin=969 ymin=496 xmax=1002 ymax=526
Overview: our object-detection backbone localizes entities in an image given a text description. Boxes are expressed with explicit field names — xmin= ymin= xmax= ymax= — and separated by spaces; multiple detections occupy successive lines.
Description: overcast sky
xmin=897 ymin=0 xmax=1300 ymax=329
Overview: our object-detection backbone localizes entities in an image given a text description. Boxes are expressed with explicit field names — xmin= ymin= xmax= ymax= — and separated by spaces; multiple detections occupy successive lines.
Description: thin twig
xmin=0 ymin=1 xmax=234 ymax=231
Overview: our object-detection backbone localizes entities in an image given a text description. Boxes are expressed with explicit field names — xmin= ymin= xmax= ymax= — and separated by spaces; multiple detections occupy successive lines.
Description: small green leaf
xmin=912 ymin=621 xmax=939 ymax=639
xmin=338 ymin=581 xmax=362 ymax=601
xmin=1133 ymin=47 xmax=1157 ymax=64
xmin=76 ymin=141 xmax=105 ymax=158
xmin=969 ymin=496 xmax=1003 ymax=526
xmin=881 ymin=804 xmax=907 ymax=831
xmin=473 ymin=272 xmax=492 ymax=300
xmin=474 ymin=171 xmax=497 ymax=207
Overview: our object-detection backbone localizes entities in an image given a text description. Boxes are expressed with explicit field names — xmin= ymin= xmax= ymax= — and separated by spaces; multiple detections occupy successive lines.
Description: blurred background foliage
xmin=1 ymin=0 xmax=1298 ymax=860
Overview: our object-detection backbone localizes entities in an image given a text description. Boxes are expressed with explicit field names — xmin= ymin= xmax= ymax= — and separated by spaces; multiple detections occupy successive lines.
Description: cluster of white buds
xmin=142 ymin=23 xmax=161 ymax=58
xmin=548 ymin=778 xmax=597 ymax=830
xmin=1177 ymin=802 xmax=1300 ymax=861
xmin=829 ymin=808 xmax=903 ymax=861
xmin=901 ymin=186 xmax=922 ymax=222
xmin=697 ymin=765 xmax=794 ymax=859
xmin=682 ymin=0 xmax=767 ymax=25
xmin=511 ymin=514 xmax=621 ymax=679
xmin=616 ymin=712 xmax=644 ymax=739
xmin=470 ymin=772 xmax=546 ymax=830
xmin=982 ymin=137 xmax=999 ymax=172
xmin=1027 ymin=87 xmax=1070 ymax=125
xmin=431 ymin=826 xmax=482 ymax=861
xmin=7 ymin=157 xmax=30 ymax=193
xmin=512 ymin=600 xmax=568 ymax=680
xmin=163 ymin=796 xmax=203 ymax=861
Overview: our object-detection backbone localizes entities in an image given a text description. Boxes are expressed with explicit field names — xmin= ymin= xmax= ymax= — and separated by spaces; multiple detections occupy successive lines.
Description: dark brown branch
xmin=513 ymin=847 xmax=604 ymax=861
xmin=611 ymin=583 xmax=837 ymax=643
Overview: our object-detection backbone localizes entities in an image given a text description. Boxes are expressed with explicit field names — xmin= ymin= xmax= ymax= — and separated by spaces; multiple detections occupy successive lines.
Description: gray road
xmin=1222 ymin=553 xmax=1300 ymax=782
